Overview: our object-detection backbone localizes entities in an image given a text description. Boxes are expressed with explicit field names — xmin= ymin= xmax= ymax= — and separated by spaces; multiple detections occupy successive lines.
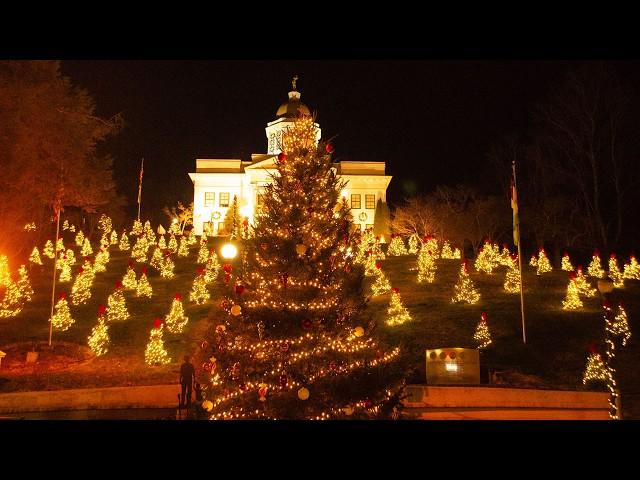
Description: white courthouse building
xmin=189 ymin=80 xmax=392 ymax=236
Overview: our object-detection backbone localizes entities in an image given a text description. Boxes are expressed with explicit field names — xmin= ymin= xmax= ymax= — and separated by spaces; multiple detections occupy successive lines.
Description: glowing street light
xmin=221 ymin=243 xmax=238 ymax=260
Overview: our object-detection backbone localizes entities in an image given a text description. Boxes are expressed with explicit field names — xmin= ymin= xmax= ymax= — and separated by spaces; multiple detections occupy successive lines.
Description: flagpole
xmin=512 ymin=160 xmax=526 ymax=344
xmin=137 ymin=157 xmax=144 ymax=221
xmin=48 ymin=193 xmax=62 ymax=347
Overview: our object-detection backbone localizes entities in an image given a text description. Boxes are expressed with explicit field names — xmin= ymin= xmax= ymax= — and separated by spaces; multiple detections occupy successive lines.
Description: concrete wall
xmin=402 ymin=385 xmax=611 ymax=420
xmin=0 ymin=384 xmax=180 ymax=414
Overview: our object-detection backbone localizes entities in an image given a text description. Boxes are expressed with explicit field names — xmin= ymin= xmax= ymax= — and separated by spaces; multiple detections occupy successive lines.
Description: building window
xmin=351 ymin=194 xmax=361 ymax=209
xmin=204 ymin=192 xmax=215 ymax=207
xmin=219 ymin=192 xmax=230 ymax=207
xmin=218 ymin=222 xmax=226 ymax=235
xmin=365 ymin=194 xmax=375 ymax=210
xmin=366 ymin=224 xmax=374 ymax=231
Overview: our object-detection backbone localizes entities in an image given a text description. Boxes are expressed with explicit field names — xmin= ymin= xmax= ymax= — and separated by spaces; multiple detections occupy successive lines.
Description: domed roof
xmin=276 ymin=76 xmax=311 ymax=118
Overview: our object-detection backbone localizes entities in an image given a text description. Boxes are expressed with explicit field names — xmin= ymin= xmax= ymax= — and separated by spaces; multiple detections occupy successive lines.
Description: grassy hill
xmin=2 ymin=240 xmax=639 ymax=418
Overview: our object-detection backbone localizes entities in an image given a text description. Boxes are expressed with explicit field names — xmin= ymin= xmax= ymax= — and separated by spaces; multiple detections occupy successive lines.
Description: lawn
xmin=2 ymin=240 xmax=639 ymax=418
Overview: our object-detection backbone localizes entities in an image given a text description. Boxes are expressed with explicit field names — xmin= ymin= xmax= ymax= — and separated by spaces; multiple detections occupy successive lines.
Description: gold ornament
xmin=354 ymin=326 xmax=365 ymax=337
xmin=297 ymin=387 xmax=310 ymax=401
xmin=295 ymin=243 xmax=308 ymax=256
xmin=230 ymin=304 xmax=242 ymax=316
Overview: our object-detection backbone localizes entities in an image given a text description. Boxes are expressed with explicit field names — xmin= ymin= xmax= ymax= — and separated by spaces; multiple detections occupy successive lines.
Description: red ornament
xmin=302 ymin=319 xmax=313 ymax=330
xmin=197 ymin=266 xmax=205 ymax=274
xmin=243 ymin=218 xmax=248 ymax=227
xmin=98 ymin=304 xmax=107 ymax=316
xmin=128 ymin=260 xmax=133 ymax=267
xmin=569 ymin=272 xmax=577 ymax=280
xmin=223 ymin=263 xmax=233 ymax=273
xmin=280 ymin=342 xmax=290 ymax=353
xmin=376 ymin=262 xmax=381 ymax=269
xmin=363 ymin=399 xmax=373 ymax=409
xmin=141 ymin=267 xmax=148 ymax=275
xmin=277 ymin=152 xmax=286 ymax=163
xmin=175 ymin=293 xmax=182 ymax=301
xmin=235 ymin=285 xmax=246 ymax=296
xmin=114 ymin=281 xmax=122 ymax=290
xmin=610 ymin=252 xmax=617 ymax=259
xmin=78 ymin=267 xmax=84 ymax=274
xmin=619 ymin=301 xmax=625 ymax=309
xmin=239 ymin=382 xmax=248 ymax=392
xmin=588 ymin=343 xmax=599 ymax=354
xmin=593 ymin=249 xmax=600 ymax=257
xmin=392 ymin=287 xmax=400 ymax=294
xmin=481 ymin=312 xmax=488 ymax=322
xmin=153 ymin=318 xmax=163 ymax=329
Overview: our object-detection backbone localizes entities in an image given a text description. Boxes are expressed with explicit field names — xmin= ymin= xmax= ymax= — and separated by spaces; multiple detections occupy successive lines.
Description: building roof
xmin=276 ymin=90 xmax=311 ymax=118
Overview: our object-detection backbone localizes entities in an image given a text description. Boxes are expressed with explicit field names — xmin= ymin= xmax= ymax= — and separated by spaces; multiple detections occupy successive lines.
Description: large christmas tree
xmin=194 ymin=115 xmax=402 ymax=419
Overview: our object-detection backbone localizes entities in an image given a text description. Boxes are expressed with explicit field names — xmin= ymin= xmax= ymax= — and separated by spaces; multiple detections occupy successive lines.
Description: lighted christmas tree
xmin=106 ymin=282 xmax=129 ymax=322
xmin=583 ymin=351 xmax=608 ymax=385
xmin=423 ymin=236 xmax=439 ymax=259
xmin=561 ymin=252 xmax=574 ymax=271
xmin=143 ymin=220 xmax=156 ymax=245
xmin=81 ymin=238 xmax=93 ymax=257
xmin=158 ymin=235 xmax=167 ymax=251
xmin=131 ymin=235 xmax=148 ymax=263
xmin=529 ymin=254 xmax=537 ymax=268
xmin=43 ymin=240 xmax=55 ymax=259
xmin=75 ymin=230 xmax=85 ymax=247
xmin=59 ymin=261 xmax=72 ymax=283
xmin=100 ymin=233 xmax=110 ymax=249
xmin=197 ymin=239 xmax=209 ymax=264
xmin=473 ymin=312 xmax=492 ymax=349
xmin=88 ymin=305 xmax=110 ymax=357
xmin=562 ymin=276 xmax=583 ymax=310
xmin=69 ymin=225 xmax=76 ymax=232
xmin=475 ymin=241 xmax=498 ymax=274
xmin=110 ymin=229 xmax=118 ymax=245
xmin=417 ymin=246 xmax=437 ymax=283
xmin=119 ymin=231 xmax=130 ymax=251
xmin=407 ymin=234 xmax=420 ymax=254
xmin=122 ymin=263 xmax=138 ymax=290
xmin=386 ymin=287 xmax=412 ymax=326
xmin=150 ymin=247 xmax=163 ymax=271
xmin=623 ymin=256 xmax=640 ymax=280
xmin=165 ymin=293 xmax=189 ymax=333
xmin=71 ymin=263 xmax=94 ymax=306
xmin=364 ymin=251 xmax=378 ymax=277
xmin=0 ymin=255 xmax=10 ymax=286
xmin=498 ymin=244 xmax=512 ymax=266
xmin=136 ymin=268 xmax=153 ymax=298
xmin=166 ymin=234 xmax=177 ymax=253
xmin=371 ymin=267 xmax=391 ymax=296
xmin=178 ymin=236 xmax=189 ymax=257
xmin=574 ymin=267 xmax=597 ymax=297
xmin=602 ymin=302 xmax=621 ymax=419
xmin=65 ymin=248 xmax=76 ymax=267
xmin=93 ymin=247 xmax=110 ymax=273
xmin=0 ymin=279 xmax=23 ymax=318
xmin=587 ymin=251 xmax=605 ymax=278
xmin=536 ymin=248 xmax=552 ymax=275
xmin=56 ymin=238 xmax=65 ymax=253
xmin=63 ymin=219 xmax=69 ymax=230
xmin=452 ymin=261 xmax=480 ymax=304
xmin=16 ymin=265 xmax=33 ymax=302
xmin=190 ymin=270 xmax=210 ymax=305
xmin=193 ymin=115 xmax=401 ymax=419
xmin=98 ymin=214 xmax=112 ymax=236
xmin=187 ymin=228 xmax=197 ymax=245
xmin=131 ymin=219 xmax=143 ymax=236
xmin=145 ymin=319 xmax=171 ymax=366
xmin=452 ymin=247 xmax=461 ymax=259
xmin=50 ymin=293 xmax=75 ymax=331
xmin=611 ymin=303 xmax=631 ymax=347
xmin=503 ymin=255 xmax=521 ymax=294
xmin=204 ymin=250 xmax=221 ymax=284
xmin=29 ymin=247 xmax=43 ymax=266
xmin=608 ymin=254 xmax=624 ymax=289
xmin=160 ymin=253 xmax=175 ymax=279
xmin=440 ymin=240 xmax=454 ymax=260
xmin=386 ymin=235 xmax=407 ymax=256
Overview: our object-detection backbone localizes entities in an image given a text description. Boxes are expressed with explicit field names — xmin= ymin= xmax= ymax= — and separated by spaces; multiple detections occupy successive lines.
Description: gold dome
xmin=276 ymin=91 xmax=311 ymax=118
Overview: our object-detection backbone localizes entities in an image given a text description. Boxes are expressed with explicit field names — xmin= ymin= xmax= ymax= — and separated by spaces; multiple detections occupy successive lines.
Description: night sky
xmin=60 ymin=60 xmax=640 ymax=222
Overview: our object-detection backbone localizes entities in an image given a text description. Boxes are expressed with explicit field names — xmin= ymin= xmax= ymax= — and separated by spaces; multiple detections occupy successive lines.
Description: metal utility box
xmin=426 ymin=348 xmax=480 ymax=385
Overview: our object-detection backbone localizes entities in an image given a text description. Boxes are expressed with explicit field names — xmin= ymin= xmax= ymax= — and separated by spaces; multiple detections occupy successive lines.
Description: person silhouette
xmin=179 ymin=355 xmax=195 ymax=408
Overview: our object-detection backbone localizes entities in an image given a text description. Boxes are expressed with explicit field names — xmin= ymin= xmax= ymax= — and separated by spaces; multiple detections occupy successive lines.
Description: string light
xmin=16 ymin=265 xmax=33 ymax=303
xmin=136 ymin=269 xmax=153 ymax=298
xmin=58 ymin=260 xmax=72 ymax=283
xmin=611 ymin=303 xmax=631 ymax=347
xmin=178 ymin=236 xmax=189 ymax=257
xmin=475 ymin=241 xmax=500 ymax=274
xmin=157 ymin=235 xmax=167 ymax=251
xmin=165 ymin=293 xmax=189 ymax=333
xmin=81 ymin=238 xmax=93 ymax=257
xmin=574 ymin=267 xmax=597 ymax=297
xmin=474 ymin=312 xmax=492 ymax=349
xmin=503 ymin=255 xmax=521 ymax=294
xmin=131 ymin=236 xmax=148 ymax=263
xmin=29 ymin=247 xmax=43 ymax=266
xmin=623 ymin=255 xmax=640 ymax=280
xmin=168 ymin=234 xmax=178 ymax=253
xmin=150 ymin=247 xmax=164 ymax=270
xmin=75 ymin=230 xmax=85 ymax=247
xmin=50 ymin=293 xmax=75 ymax=331
xmin=43 ymin=240 xmax=55 ymax=259
xmin=386 ymin=288 xmax=412 ymax=326
xmin=417 ymin=245 xmax=437 ymax=283
xmin=88 ymin=306 xmax=110 ymax=357
xmin=452 ymin=261 xmax=480 ymax=304
xmin=529 ymin=254 xmax=537 ymax=268
xmin=386 ymin=236 xmax=407 ymax=256
xmin=71 ymin=261 xmax=94 ymax=306
xmin=440 ymin=240 xmax=455 ymax=260
xmin=130 ymin=219 xmax=143 ymax=236
xmin=190 ymin=273 xmax=210 ymax=305
xmin=145 ymin=320 xmax=171 ymax=366
xmin=561 ymin=252 xmax=574 ymax=271
xmin=371 ymin=268 xmax=392 ymax=296
xmin=187 ymin=229 xmax=197 ymax=245
xmin=204 ymin=251 xmax=221 ymax=284
xmin=562 ymin=276 xmax=583 ymax=310
xmin=608 ymin=254 xmax=624 ymax=289
xmin=160 ymin=254 xmax=175 ymax=279
xmin=93 ymin=247 xmax=110 ymax=273
xmin=106 ymin=283 xmax=129 ymax=322
xmin=119 ymin=231 xmax=130 ymax=251
xmin=583 ymin=352 xmax=608 ymax=385
xmin=122 ymin=264 xmax=138 ymax=290
xmin=197 ymin=239 xmax=209 ymax=264
xmin=536 ymin=248 xmax=552 ymax=275
xmin=408 ymin=234 xmax=420 ymax=254
xmin=587 ymin=251 xmax=605 ymax=278
xmin=110 ymin=230 xmax=118 ymax=245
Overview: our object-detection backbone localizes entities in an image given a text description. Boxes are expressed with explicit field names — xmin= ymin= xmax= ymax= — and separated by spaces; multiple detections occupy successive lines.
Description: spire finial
xmin=292 ymin=75 xmax=298 ymax=91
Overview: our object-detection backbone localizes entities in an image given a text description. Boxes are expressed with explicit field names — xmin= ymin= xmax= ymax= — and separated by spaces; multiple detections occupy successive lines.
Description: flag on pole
xmin=511 ymin=165 xmax=520 ymax=247
xmin=137 ymin=158 xmax=144 ymax=205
